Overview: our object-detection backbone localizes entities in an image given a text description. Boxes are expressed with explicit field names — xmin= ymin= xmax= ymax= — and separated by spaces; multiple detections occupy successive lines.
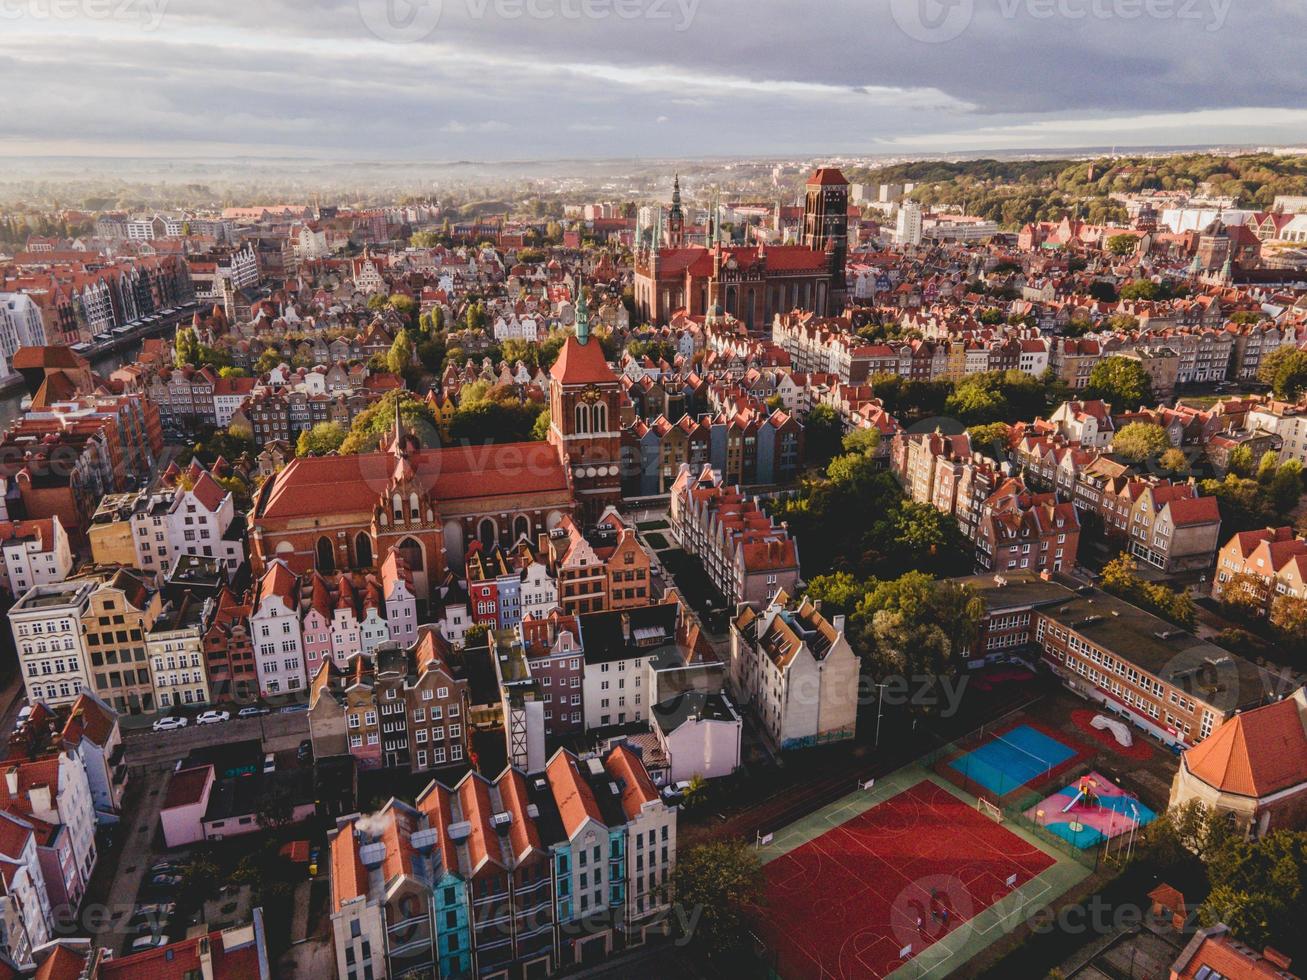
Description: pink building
xmin=301 ymin=574 xmax=335 ymax=677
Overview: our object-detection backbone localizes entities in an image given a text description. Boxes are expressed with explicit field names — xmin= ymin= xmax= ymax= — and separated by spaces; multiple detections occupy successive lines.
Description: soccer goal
xmin=976 ymin=797 xmax=1004 ymax=823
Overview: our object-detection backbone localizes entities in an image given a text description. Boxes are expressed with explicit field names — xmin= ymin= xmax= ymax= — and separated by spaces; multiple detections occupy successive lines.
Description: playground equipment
xmin=1061 ymin=778 xmax=1100 ymax=813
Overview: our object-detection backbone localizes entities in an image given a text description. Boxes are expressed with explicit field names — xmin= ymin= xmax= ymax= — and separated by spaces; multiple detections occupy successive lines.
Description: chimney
xmin=198 ymin=936 xmax=215 ymax=980
xmin=1264 ymin=948 xmax=1293 ymax=970
xmin=621 ymin=612 xmax=631 ymax=643
xmin=832 ymin=614 xmax=846 ymax=634
xmin=4 ymin=768 xmax=17 ymax=797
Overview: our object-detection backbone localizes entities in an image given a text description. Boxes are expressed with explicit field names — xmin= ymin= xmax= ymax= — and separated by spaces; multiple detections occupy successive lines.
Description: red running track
xmin=758 ymin=780 xmax=1055 ymax=979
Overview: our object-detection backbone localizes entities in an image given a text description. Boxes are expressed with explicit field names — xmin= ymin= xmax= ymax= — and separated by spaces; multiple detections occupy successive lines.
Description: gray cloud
xmin=1 ymin=0 xmax=1304 ymax=156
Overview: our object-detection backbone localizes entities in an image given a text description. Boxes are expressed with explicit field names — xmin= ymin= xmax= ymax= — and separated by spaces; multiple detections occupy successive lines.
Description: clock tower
xmin=549 ymin=287 xmax=623 ymax=524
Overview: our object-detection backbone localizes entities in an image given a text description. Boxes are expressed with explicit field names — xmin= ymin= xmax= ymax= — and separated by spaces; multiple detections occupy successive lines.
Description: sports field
xmin=755 ymin=767 xmax=1090 ymax=979
xmin=947 ymin=723 xmax=1078 ymax=797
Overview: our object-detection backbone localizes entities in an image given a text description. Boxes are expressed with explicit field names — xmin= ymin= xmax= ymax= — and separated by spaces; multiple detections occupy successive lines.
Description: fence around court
xmin=921 ymin=733 xmax=1103 ymax=870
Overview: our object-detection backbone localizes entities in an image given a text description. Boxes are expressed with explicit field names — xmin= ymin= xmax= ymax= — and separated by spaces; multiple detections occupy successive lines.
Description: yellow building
xmin=80 ymin=568 xmax=161 ymax=716
xmin=87 ymin=494 xmax=140 ymax=569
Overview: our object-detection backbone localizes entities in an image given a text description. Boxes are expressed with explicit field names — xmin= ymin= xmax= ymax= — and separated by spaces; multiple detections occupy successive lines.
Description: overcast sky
xmin=2 ymin=0 xmax=1305 ymax=159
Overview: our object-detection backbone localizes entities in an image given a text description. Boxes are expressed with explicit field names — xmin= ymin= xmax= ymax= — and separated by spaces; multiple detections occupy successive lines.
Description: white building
xmin=603 ymin=744 xmax=678 ymax=938
xmin=165 ymin=471 xmax=243 ymax=581
xmin=0 ymin=517 xmax=73 ymax=597
xmin=896 ymin=202 xmax=923 ymax=246
xmin=580 ymin=605 xmax=677 ymax=730
xmin=1248 ymin=400 xmax=1307 ymax=466
xmin=131 ymin=491 xmax=175 ymax=575
xmin=0 ymin=293 xmax=47 ymax=368
xmin=0 ymin=811 xmax=51 ymax=968
xmin=9 ymin=581 xmax=96 ymax=708
xmin=519 ymin=559 xmax=559 ymax=622
xmin=147 ymin=595 xmax=211 ymax=709
xmin=250 ymin=560 xmax=307 ymax=697
xmin=380 ymin=551 xmax=418 ymax=648
xmin=3 ymin=752 xmax=98 ymax=916
xmin=728 ymin=593 xmax=859 ymax=752
xmin=59 ymin=693 xmax=127 ymax=824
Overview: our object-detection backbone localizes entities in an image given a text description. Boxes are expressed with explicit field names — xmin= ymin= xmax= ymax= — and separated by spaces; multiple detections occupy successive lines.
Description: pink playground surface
xmin=1023 ymin=770 xmax=1156 ymax=849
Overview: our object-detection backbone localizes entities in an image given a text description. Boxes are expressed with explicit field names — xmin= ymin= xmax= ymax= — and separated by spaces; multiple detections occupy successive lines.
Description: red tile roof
xmin=259 ymin=443 xmax=570 ymax=522
xmin=1183 ymin=692 xmax=1307 ymax=798
xmin=604 ymin=745 xmax=659 ymax=820
xmin=547 ymin=750 xmax=602 ymax=837
xmin=550 ymin=334 xmax=615 ymax=386
xmin=807 ymin=168 xmax=849 ymax=186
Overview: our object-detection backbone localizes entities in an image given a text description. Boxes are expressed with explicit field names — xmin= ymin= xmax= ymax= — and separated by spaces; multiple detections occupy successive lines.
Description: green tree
xmin=173 ymin=326 xmax=200 ymax=368
xmin=1119 ymin=278 xmax=1160 ymax=300
xmin=805 ymin=404 xmax=844 ymax=463
xmin=1159 ymin=448 xmax=1190 ymax=475
xmin=670 ymin=840 xmax=766 ymax=959
xmin=947 ymin=373 xmax=1010 ymax=424
xmin=338 ymin=391 xmax=438 ymax=455
xmin=805 ymin=572 xmax=866 ymax=617
xmin=967 ymin=422 xmax=1010 ymax=452
xmin=1087 ymin=356 xmax=1153 ymax=410
xmin=410 ymin=230 xmax=441 ymax=248
xmin=530 ymin=409 xmax=551 ymax=442
xmin=1106 ymin=234 xmax=1138 ymax=256
xmin=1227 ymin=445 xmax=1256 ymax=477
xmin=1113 ymin=422 xmax=1171 ymax=462
xmin=841 ymin=427 xmax=882 ymax=457
xmin=296 ymin=421 xmax=347 ymax=457
xmin=1258 ymin=347 xmax=1307 ymax=400
xmin=254 ymin=348 xmax=283 ymax=375
xmin=387 ymin=329 xmax=415 ymax=377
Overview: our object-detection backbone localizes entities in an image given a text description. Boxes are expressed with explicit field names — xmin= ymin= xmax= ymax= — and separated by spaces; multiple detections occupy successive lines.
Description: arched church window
xmin=316 ymin=537 xmax=335 ymax=574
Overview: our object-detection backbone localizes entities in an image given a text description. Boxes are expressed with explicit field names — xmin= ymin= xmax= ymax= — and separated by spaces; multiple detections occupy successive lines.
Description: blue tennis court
xmin=949 ymin=724 xmax=1078 ymax=796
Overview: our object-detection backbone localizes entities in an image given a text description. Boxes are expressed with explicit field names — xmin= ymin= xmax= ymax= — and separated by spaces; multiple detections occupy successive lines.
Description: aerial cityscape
xmin=2 ymin=3 xmax=1307 ymax=980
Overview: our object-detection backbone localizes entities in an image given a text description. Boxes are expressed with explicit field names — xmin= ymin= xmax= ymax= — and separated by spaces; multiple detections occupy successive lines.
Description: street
xmin=121 ymin=710 xmax=310 ymax=766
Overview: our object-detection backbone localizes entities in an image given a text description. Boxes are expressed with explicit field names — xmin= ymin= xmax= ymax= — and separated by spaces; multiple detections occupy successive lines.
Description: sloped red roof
xmin=1184 ymin=693 xmax=1307 ymax=798
xmin=808 ymin=168 xmax=849 ymax=186
xmin=550 ymin=334 xmax=614 ymax=385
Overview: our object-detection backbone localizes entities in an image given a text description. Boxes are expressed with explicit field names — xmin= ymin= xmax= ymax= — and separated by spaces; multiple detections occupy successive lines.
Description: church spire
xmin=575 ymin=283 xmax=590 ymax=345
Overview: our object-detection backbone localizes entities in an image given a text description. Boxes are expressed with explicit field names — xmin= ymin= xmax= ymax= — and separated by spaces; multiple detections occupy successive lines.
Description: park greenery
xmin=1140 ymin=800 xmax=1307 ymax=960
xmin=670 ymin=839 xmax=767 ymax=962
xmin=849 ymin=152 xmax=1307 ymax=230
xmin=1099 ymin=554 xmax=1196 ymax=630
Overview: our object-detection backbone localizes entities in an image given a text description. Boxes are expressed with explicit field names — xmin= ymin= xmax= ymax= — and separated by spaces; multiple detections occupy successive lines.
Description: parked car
xmin=148 ymin=862 xmax=177 ymax=876
xmin=237 ymin=706 xmax=270 ymax=718
xmin=130 ymin=934 xmax=170 ymax=953
xmin=132 ymin=902 xmax=176 ymax=921
xmin=195 ymin=710 xmax=229 ymax=726
xmin=13 ymin=705 xmax=32 ymax=730
xmin=263 ymin=753 xmax=276 ymax=774
xmin=149 ymin=873 xmax=183 ymax=890
xmin=297 ymin=740 xmax=313 ymax=764
xmin=152 ymin=716 xmax=188 ymax=733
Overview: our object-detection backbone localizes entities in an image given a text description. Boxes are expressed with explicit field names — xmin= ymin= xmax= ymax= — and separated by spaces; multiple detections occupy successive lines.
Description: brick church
xmin=633 ymin=167 xmax=849 ymax=330
xmin=249 ymin=292 xmax=621 ymax=599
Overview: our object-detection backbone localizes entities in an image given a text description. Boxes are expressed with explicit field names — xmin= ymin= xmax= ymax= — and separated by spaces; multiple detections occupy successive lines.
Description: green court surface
xmin=755 ymin=764 xmax=1092 ymax=979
